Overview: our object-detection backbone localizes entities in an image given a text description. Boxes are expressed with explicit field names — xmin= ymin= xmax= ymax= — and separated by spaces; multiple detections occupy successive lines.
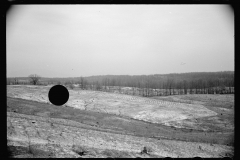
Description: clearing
xmin=7 ymin=85 xmax=234 ymax=158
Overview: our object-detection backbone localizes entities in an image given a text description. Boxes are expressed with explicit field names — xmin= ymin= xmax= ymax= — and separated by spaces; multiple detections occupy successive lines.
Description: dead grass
xmin=140 ymin=146 xmax=154 ymax=155
xmin=7 ymin=87 xmax=234 ymax=158
xmin=101 ymin=149 xmax=133 ymax=158
xmin=71 ymin=145 xmax=134 ymax=158
xmin=151 ymin=94 xmax=234 ymax=109
xmin=7 ymin=145 xmax=54 ymax=158
xmin=7 ymin=96 xmax=233 ymax=146
xmin=72 ymin=144 xmax=90 ymax=156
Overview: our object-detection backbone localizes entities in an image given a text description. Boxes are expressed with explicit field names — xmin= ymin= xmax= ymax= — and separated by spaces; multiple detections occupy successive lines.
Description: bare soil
xmin=150 ymin=94 xmax=234 ymax=133
xmin=7 ymin=85 xmax=234 ymax=158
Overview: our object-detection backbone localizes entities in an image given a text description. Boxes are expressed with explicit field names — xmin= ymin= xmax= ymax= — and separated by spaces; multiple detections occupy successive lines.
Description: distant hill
xmin=7 ymin=71 xmax=234 ymax=95
xmin=7 ymin=71 xmax=234 ymax=84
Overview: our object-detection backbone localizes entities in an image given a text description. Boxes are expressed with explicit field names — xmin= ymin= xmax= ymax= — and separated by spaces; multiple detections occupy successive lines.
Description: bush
xmin=72 ymin=145 xmax=88 ymax=156
xmin=65 ymin=83 xmax=74 ymax=89
xmin=69 ymin=84 xmax=75 ymax=89
xmin=140 ymin=146 xmax=154 ymax=155
xmin=7 ymin=145 xmax=54 ymax=158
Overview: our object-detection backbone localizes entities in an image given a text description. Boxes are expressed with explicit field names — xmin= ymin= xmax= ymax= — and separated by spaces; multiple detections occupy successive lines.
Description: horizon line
xmin=7 ymin=70 xmax=234 ymax=78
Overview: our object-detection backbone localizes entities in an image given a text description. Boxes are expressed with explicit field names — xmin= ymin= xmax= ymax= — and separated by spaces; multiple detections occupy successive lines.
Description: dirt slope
xmin=7 ymin=85 xmax=220 ymax=130
xmin=7 ymin=97 xmax=234 ymax=158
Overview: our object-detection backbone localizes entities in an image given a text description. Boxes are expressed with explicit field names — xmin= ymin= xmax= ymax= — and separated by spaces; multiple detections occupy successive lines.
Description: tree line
xmin=7 ymin=71 xmax=234 ymax=96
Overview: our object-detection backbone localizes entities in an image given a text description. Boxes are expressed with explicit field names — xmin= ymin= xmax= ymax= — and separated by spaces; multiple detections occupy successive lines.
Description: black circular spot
xmin=104 ymin=157 xmax=115 ymax=160
xmin=192 ymin=157 xmax=203 ymax=160
xmin=48 ymin=85 xmax=69 ymax=106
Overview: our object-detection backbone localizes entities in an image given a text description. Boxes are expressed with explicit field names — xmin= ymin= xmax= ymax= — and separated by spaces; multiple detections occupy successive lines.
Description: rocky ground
xmin=7 ymin=85 xmax=234 ymax=158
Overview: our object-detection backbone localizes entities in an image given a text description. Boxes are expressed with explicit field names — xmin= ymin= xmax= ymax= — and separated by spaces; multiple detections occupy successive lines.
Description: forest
xmin=7 ymin=71 xmax=234 ymax=97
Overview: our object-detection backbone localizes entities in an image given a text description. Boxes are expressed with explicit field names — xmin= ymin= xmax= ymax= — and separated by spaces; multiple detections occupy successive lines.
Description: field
xmin=7 ymin=85 xmax=234 ymax=158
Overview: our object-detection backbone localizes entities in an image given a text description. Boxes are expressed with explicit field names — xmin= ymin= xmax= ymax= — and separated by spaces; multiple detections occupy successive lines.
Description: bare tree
xmin=28 ymin=74 xmax=41 ymax=85
xmin=183 ymin=80 xmax=188 ymax=94
xmin=96 ymin=81 xmax=101 ymax=91
xmin=110 ymin=79 xmax=116 ymax=86
xmin=79 ymin=77 xmax=88 ymax=90
xmin=167 ymin=78 xmax=174 ymax=95
xmin=13 ymin=77 xmax=19 ymax=85
xmin=103 ymin=78 xmax=108 ymax=92
xmin=7 ymin=78 xmax=11 ymax=85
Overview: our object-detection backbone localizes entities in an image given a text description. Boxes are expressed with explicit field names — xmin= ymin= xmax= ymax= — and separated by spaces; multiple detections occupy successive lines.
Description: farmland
xmin=7 ymin=85 xmax=234 ymax=158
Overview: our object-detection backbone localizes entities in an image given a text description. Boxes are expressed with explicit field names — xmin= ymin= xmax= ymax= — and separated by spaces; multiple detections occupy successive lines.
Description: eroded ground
xmin=7 ymin=85 xmax=234 ymax=158
xmin=7 ymin=85 xmax=223 ymax=130
xmin=150 ymin=94 xmax=234 ymax=133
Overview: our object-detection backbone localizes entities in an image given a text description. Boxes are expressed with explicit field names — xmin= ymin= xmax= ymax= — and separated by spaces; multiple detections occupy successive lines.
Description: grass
xmin=71 ymin=141 xmax=138 ymax=158
xmin=7 ymin=145 xmax=54 ymax=158
xmin=71 ymin=145 xmax=134 ymax=158
xmin=7 ymin=96 xmax=233 ymax=146
xmin=101 ymin=149 xmax=133 ymax=158
xmin=72 ymin=144 xmax=89 ymax=156
xmin=7 ymin=89 xmax=234 ymax=158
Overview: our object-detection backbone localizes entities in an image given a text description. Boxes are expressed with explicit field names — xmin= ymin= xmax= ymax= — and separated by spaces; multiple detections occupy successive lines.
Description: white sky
xmin=7 ymin=5 xmax=234 ymax=77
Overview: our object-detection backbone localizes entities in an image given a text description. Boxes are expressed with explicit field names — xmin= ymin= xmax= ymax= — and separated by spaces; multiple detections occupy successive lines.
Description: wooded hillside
xmin=7 ymin=71 xmax=234 ymax=96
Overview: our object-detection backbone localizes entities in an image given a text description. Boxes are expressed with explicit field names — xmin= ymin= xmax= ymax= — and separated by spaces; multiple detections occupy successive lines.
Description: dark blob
xmin=192 ymin=157 xmax=204 ymax=160
xmin=48 ymin=85 xmax=69 ymax=106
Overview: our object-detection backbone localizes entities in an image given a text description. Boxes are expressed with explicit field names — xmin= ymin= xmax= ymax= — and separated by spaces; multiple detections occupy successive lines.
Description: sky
xmin=7 ymin=5 xmax=234 ymax=78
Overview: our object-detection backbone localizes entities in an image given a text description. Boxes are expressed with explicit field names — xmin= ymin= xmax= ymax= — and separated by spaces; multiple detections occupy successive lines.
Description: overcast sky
xmin=7 ymin=5 xmax=234 ymax=77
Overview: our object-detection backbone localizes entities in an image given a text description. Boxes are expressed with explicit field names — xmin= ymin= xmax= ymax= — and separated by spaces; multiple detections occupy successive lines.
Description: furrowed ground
xmin=7 ymin=85 xmax=234 ymax=158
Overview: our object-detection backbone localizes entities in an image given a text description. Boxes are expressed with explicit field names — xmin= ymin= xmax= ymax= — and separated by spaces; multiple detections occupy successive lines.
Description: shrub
xmin=65 ymin=83 xmax=74 ymax=89
xmin=140 ymin=146 xmax=154 ymax=155
xmin=72 ymin=145 xmax=88 ymax=156
xmin=69 ymin=84 xmax=75 ymax=89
